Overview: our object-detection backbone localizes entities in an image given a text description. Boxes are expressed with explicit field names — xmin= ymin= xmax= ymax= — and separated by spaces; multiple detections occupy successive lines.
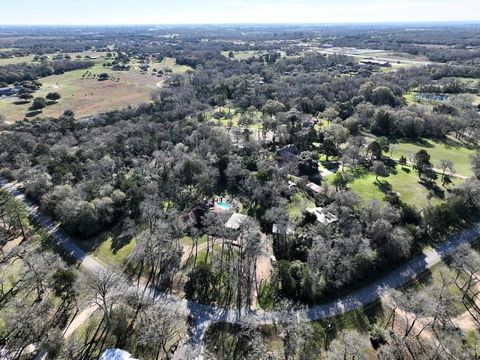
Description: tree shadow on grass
xmin=320 ymin=298 xmax=385 ymax=347
xmin=25 ymin=110 xmax=42 ymax=117
xmin=110 ymin=229 xmax=134 ymax=254
xmin=350 ymin=166 xmax=371 ymax=180
xmin=398 ymin=268 xmax=433 ymax=291
xmin=77 ymin=225 xmax=132 ymax=257
xmin=418 ymin=179 xmax=445 ymax=200
xmin=393 ymin=138 xmax=434 ymax=148
xmin=374 ymin=179 xmax=393 ymax=194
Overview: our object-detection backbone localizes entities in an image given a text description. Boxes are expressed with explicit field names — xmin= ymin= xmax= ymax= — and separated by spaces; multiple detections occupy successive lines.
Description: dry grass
xmin=0 ymin=62 xmax=161 ymax=121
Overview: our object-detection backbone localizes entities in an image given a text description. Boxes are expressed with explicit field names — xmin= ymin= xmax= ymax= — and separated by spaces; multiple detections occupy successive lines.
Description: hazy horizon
xmin=1 ymin=0 xmax=480 ymax=26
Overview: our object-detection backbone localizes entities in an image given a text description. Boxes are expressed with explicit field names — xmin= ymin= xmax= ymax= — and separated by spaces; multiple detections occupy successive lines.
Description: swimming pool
xmin=216 ymin=202 xmax=231 ymax=209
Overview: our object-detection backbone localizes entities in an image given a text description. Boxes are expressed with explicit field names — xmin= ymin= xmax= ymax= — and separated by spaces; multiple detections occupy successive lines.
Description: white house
xmin=306 ymin=207 xmax=338 ymax=225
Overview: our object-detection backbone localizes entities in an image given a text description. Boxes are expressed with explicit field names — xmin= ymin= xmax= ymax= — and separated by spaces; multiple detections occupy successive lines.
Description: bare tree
xmin=78 ymin=267 xmax=124 ymax=327
xmin=275 ymin=300 xmax=319 ymax=360
xmin=136 ymin=300 xmax=187 ymax=360
xmin=326 ymin=330 xmax=371 ymax=360
xmin=439 ymin=159 xmax=455 ymax=184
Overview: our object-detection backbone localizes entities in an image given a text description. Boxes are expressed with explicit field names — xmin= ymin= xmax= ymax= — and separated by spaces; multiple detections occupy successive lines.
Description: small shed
xmin=306 ymin=207 xmax=338 ymax=225
xmin=306 ymin=182 xmax=324 ymax=195
xmin=360 ymin=58 xmax=390 ymax=67
xmin=225 ymin=213 xmax=248 ymax=230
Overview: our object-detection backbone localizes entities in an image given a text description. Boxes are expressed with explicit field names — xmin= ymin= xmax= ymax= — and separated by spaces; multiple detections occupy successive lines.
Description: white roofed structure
xmin=306 ymin=207 xmax=338 ymax=225
xmin=99 ymin=349 xmax=137 ymax=360
xmin=224 ymin=213 xmax=248 ymax=230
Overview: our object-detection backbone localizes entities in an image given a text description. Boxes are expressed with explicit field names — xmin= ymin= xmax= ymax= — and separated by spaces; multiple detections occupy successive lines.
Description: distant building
xmin=288 ymin=180 xmax=297 ymax=189
xmin=277 ymin=146 xmax=300 ymax=168
xmin=360 ymin=58 xmax=390 ymax=67
xmin=306 ymin=207 xmax=338 ymax=225
xmin=99 ymin=349 xmax=137 ymax=360
xmin=0 ymin=86 xmax=19 ymax=97
xmin=306 ymin=182 xmax=324 ymax=195
xmin=415 ymin=93 xmax=449 ymax=102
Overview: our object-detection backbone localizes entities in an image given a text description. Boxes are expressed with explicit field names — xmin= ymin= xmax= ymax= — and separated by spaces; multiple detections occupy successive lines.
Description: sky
xmin=0 ymin=0 xmax=479 ymax=25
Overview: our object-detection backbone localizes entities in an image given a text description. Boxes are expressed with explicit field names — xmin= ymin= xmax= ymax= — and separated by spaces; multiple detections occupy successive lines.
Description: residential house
xmin=306 ymin=207 xmax=338 ymax=225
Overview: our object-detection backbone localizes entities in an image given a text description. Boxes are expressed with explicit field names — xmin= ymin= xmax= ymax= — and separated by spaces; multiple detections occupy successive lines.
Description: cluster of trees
xmin=184 ymin=214 xmax=262 ymax=311
xmin=0 ymin=190 xmax=75 ymax=359
xmin=0 ymin=60 xmax=93 ymax=84
xmin=28 ymin=92 xmax=62 ymax=111
xmin=0 ymin=189 xmax=30 ymax=241
xmin=1 ymin=30 xmax=479 ymax=305
xmin=206 ymin=243 xmax=480 ymax=359
xmin=0 ymin=24 xmax=480 ymax=359
xmin=1 ymin=188 xmax=186 ymax=359
xmin=271 ymin=195 xmax=416 ymax=303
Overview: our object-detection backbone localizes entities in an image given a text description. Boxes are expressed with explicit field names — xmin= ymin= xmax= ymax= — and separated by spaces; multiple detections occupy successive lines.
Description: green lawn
xmin=0 ymin=55 xmax=36 ymax=66
xmin=221 ymin=50 xmax=257 ymax=60
xmin=288 ymin=192 xmax=315 ymax=221
xmin=389 ymin=138 xmax=475 ymax=177
xmin=206 ymin=106 xmax=263 ymax=131
xmin=80 ymin=233 xmax=136 ymax=268
xmin=348 ymin=164 xmax=460 ymax=209
xmin=0 ymin=51 xmax=108 ymax=66
xmin=404 ymin=92 xmax=416 ymax=105
xmin=91 ymin=236 xmax=136 ymax=267
xmin=182 ymin=235 xmax=208 ymax=246
xmin=1 ymin=258 xmax=23 ymax=293
xmin=155 ymin=57 xmax=192 ymax=74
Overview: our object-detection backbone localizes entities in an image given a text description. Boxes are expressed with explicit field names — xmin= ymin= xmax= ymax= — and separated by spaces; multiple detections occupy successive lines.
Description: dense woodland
xmin=0 ymin=60 xmax=93 ymax=85
xmin=1 ymin=24 xmax=480 ymax=359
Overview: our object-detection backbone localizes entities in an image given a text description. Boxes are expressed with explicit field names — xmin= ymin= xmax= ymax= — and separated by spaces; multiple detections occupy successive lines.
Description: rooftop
xmin=225 ymin=213 xmax=248 ymax=230
xmin=306 ymin=207 xmax=338 ymax=225
xmin=99 ymin=349 xmax=137 ymax=360
xmin=306 ymin=182 xmax=324 ymax=194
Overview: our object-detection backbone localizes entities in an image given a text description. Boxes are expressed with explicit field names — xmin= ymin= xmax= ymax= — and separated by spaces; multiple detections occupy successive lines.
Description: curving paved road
xmin=2 ymin=178 xmax=480 ymax=359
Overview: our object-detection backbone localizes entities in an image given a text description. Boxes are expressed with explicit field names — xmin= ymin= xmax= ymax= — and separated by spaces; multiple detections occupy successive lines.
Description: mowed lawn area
xmin=206 ymin=106 xmax=262 ymax=130
xmin=221 ymin=50 xmax=257 ymax=60
xmin=78 ymin=232 xmax=136 ymax=268
xmin=154 ymin=57 xmax=192 ymax=74
xmin=0 ymin=51 xmax=107 ymax=66
xmin=388 ymin=138 xmax=475 ymax=177
xmin=0 ymin=62 xmax=161 ymax=121
xmin=288 ymin=192 xmax=315 ymax=221
xmin=0 ymin=55 xmax=37 ymax=66
xmin=347 ymin=164 xmax=463 ymax=209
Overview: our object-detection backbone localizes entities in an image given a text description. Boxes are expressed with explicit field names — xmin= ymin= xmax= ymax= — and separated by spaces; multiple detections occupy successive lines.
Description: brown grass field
xmin=0 ymin=55 xmax=190 ymax=122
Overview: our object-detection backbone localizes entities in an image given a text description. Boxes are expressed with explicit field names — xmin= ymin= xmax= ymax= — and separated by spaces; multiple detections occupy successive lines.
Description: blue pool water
xmin=216 ymin=202 xmax=231 ymax=209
